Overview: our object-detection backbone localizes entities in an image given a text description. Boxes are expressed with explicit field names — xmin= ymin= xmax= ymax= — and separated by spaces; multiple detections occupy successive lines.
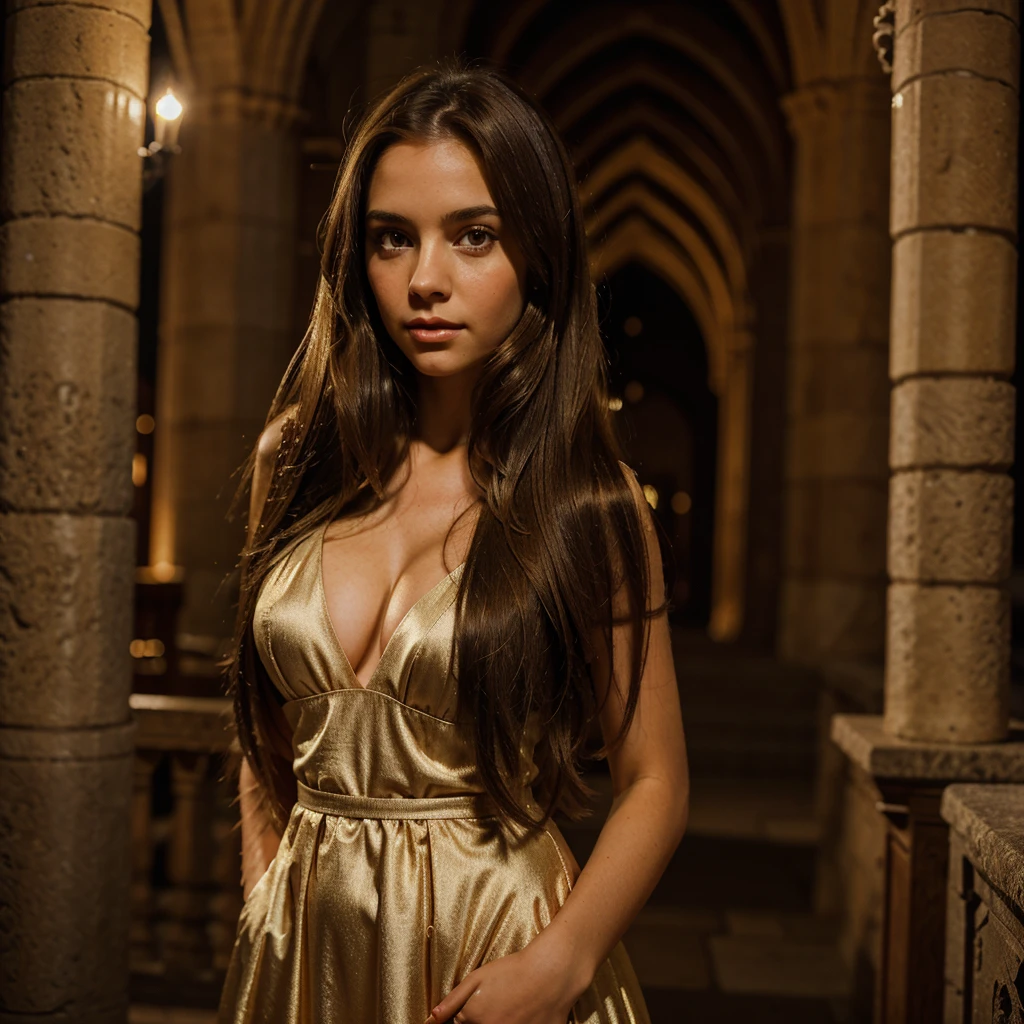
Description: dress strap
xmin=296 ymin=781 xmax=497 ymax=820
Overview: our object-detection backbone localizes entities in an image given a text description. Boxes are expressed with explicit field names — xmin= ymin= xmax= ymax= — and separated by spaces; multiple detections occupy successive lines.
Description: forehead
xmin=366 ymin=139 xmax=496 ymax=215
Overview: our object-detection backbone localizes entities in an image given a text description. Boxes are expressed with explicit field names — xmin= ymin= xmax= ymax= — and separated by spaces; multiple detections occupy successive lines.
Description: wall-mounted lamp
xmin=139 ymin=87 xmax=185 ymax=189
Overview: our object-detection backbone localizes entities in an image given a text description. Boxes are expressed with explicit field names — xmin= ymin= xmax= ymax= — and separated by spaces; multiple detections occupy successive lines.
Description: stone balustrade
xmin=129 ymin=693 xmax=241 ymax=1004
xmin=941 ymin=785 xmax=1024 ymax=1024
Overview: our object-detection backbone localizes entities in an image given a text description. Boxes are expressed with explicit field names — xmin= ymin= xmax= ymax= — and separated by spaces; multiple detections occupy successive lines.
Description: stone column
xmin=0 ymin=1 xmax=151 ymax=1019
xmin=779 ymin=77 xmax=893 ymax=663
xmin=149 ymin=98 xmax=301 ymax=655
xmin=885 ymin=0 xmax=1019 ymax=744
xmin=829 ymin=8 xmax=1022 ymax=1018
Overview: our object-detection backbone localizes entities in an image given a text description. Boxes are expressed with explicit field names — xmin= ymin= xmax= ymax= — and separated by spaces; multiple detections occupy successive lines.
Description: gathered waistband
xmin=296 ymin=781 xmax=498 ymax=820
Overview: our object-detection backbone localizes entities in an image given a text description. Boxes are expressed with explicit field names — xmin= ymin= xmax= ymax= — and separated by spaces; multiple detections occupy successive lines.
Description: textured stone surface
xmin=890 ymin=231 xmax=1017 ymax=379
xmin=893 ymin=9 xmax=1021 ymax=90
xmin=0 ymin=298 xmax=137 ymax=512
xmin=0 ymin=0 xmax=149 ymax=1017
xmin=891 ymin=75 xmax=1019 ymax=235
xmin=832 ymin=715 xmax=1024 ymax=780
xmin=0 ymin=720 xmax=135 ymax=759
xmin=885 ymin=582 xmax=1010 ymax=742
xmin=890 ymin=378 xmax=1015 ymax=469
xmin=10 ymin=0 xmax=151 ymax=25
xmin=5 ymin=4 xmax=150 ymax=96
xmin=895 ymin=0 xmax=1021 ymax=35
xmin=0 ymin=754 xmax=133 ymax=1017
xmin=0 ymin=513 xmax=134 ymax=729
xmin=0 ymin=78 xmax=146 ymax=227
xmin=888 ymin=469 xmax=1014 ymax=583
xmin=941 ymin=784 xmax=1024 ymax=913
xmin=0 ymin=216 xmax=141 ymax=308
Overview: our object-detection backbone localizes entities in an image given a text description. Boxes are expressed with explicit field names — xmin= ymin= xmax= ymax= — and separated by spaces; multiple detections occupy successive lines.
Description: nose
xmin=408 ymin=237 xmax=451 ymax=304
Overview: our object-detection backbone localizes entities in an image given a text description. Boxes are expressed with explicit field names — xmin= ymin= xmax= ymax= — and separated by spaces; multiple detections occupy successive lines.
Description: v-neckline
xmin=316 ymin=519 xmax=465 ymax=692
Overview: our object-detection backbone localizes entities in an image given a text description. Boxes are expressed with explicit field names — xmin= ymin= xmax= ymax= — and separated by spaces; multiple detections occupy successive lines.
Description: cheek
xmin=366 ymin=260 xmax=404 ymax=319
xmin=473 ymin=264 xmax=524 ymax=332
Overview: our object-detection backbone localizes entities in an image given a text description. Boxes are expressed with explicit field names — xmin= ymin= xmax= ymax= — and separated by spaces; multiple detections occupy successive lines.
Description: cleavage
xmin=320 ymin=522 xmax=462 ymax=688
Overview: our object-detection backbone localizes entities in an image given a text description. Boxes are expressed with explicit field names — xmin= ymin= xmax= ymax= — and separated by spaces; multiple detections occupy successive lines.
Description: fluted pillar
xmin=0 ymin=1 xmax=151 ymax=1019
xmin=779 ymin=77 xmax=892 ymax=662
xmin=149 ymin=97 xmax=302 ymax=653
xmin=883 ymin=0 xmax=1019 ymax=743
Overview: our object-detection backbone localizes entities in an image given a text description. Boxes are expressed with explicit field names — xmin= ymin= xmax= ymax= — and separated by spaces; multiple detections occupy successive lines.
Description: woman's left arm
xmin=429 ymin=471 xmax=689 ymax=1024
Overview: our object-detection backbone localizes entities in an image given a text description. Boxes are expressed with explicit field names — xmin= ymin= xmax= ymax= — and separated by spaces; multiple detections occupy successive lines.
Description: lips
xmin=404 ymin=318 xmax=465 ymax=343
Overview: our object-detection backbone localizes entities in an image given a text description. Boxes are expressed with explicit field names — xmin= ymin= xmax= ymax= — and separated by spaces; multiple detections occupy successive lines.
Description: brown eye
xmin=380 ymin=230 xmax=410 ymax=250
xmin=457 ymin=227 xmax=495 ymax=249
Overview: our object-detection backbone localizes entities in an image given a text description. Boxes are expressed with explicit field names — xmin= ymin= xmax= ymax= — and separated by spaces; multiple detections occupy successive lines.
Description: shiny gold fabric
xmin=219 ymin=522 xmax=650 ymax=1023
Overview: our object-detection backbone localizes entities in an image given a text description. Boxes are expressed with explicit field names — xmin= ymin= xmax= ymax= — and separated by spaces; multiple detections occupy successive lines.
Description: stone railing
xmin=129 ymin=694 xmax=241 ymax=1004
xmin=942 ymin=784 xmax=1024 ymax=1023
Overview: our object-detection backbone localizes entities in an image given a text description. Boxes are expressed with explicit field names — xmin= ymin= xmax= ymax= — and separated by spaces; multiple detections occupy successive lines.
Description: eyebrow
xmin=365 ymin=205 xmax=500 ymax=226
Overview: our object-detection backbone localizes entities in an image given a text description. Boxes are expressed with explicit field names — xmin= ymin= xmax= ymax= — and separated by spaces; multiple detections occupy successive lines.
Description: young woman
xmin=219 ymin=63 xmax=689 ymax=1024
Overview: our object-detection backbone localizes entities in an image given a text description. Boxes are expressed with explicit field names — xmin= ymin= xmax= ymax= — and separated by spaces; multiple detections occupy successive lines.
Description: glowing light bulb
xmin=155 ymin=89 xmax=183 ymax=122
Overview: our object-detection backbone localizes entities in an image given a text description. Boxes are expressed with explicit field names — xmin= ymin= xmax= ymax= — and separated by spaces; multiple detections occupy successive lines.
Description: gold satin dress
xmin=219 ymin=521 xmax=650 ymax=1023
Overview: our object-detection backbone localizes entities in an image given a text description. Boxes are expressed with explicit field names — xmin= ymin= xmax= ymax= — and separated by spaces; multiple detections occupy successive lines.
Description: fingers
xmin=426 ymin=976 xmax=479 ymax=1023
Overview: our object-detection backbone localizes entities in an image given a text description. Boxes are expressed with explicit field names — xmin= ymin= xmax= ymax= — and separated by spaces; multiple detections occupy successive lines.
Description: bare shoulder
xmin=256 ymin=405 xmax=299 ymax=468
xmin=248 ymin=405 xmax=298 ymax=546
xmin=614 ymin=459 xmax=665 ymax=602
xmin=616 ymin=460 xmax=654 ymax=532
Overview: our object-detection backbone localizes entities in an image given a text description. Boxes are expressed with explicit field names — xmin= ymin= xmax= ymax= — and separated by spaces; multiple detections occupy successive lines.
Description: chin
xmin=399 ymin=353 xmax=460 ymax=377
xmin=399 ymin=346 xmax=490 ymax=379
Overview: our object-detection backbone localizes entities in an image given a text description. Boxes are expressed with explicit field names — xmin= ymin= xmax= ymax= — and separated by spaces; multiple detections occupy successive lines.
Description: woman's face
xmin=364 ymin=137 xmax=527 ymax=378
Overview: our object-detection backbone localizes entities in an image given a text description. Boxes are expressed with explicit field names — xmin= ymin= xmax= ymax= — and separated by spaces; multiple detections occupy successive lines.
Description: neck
xmin=413 ymin=369 xmax=478 ymax=451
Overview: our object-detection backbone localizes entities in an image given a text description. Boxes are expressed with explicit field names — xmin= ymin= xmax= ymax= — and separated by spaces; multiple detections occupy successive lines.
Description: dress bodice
xmin=253 ymin=522 xmax=542 ymax=801
xmin=225 ymin=520 xmax=650 ymax=1024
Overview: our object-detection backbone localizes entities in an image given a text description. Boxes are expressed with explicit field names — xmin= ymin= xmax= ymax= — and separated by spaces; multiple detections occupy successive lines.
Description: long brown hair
xmin=228 ymin=62 xmax=668 ymax=831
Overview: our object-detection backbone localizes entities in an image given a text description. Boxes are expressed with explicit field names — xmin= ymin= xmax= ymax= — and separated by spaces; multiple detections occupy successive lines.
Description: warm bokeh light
xmin=148 ymin=561 xmax=182 ymax=583
xmin=671 ymin=491 xmax=692 ymax=515
xmin=136 ymin=413 xmax=155 ymax=434
xmin=155 ymin=88 xmax=183 ymax=122
xmin=608 ymin=396 xmax=623 ymax=411
xmin=130 ymin=638 xmax=166 ymax=659
xmin=624 ymin=380 xmax=644 ymax=403
xmin=623 ymin=316 xmax=643 ymax=337
xmin=131 ymin=452 xmax=147 ymax=487
xmin=642 ymin=484 xmax=658 ymax=509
